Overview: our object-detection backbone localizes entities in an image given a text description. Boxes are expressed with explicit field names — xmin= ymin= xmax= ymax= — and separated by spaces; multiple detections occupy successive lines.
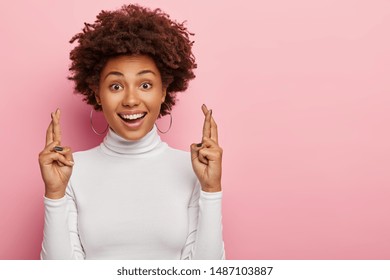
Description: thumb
xmin=191 ymin=143 xmax=209 ymax=165
xmin=190 ymin=143 xmax=202 ymax=158
xmin=54 ymin=146 xmax=74 ymax=165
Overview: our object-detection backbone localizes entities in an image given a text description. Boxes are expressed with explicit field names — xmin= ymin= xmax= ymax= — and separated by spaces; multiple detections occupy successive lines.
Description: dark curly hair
xmin=68 ymin=4 xmax=197 ymax=116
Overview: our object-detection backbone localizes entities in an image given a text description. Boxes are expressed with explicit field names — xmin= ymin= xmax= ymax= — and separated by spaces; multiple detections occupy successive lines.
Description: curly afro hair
xmin=68 ymin=4 xmax=197 ymax=116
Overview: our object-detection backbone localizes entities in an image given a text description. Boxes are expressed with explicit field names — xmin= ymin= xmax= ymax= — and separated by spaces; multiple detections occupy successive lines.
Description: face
xmin=95 ymin=55 xmax=166 ymax=141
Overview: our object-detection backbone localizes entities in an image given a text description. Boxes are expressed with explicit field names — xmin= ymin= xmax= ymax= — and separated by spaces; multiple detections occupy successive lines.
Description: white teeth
xmin=120 ymin=113 xmax=145 ymax=120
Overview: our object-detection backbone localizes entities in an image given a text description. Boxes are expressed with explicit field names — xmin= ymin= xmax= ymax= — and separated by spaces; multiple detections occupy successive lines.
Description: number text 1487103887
xmin=210 ymin=266 xmax=273 ymax=276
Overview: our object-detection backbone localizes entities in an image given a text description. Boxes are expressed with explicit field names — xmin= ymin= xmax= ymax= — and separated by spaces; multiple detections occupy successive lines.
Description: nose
xmin=122 ymin=86 xmax=140 ymax=107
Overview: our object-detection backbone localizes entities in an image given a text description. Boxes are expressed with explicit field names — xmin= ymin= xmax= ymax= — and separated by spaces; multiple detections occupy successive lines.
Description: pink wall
xmin=1 ymin=0 xmax=389 ymax=259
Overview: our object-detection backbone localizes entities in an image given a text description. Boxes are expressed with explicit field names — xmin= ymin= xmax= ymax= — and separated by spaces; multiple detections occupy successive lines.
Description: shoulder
xmin=163 ymin=146 xmax=198 ymax=188
xmin=72 ymin=146 xmax=102 ymax=163
xmin=161 ymin=145 xmax=196 ymax=174
xmin=162 ymin=146 xmax=192 ymax=164
xmin=165 ymin=146 xmax=190 ymax=157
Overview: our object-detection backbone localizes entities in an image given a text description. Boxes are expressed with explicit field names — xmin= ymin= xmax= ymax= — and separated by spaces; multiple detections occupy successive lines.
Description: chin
xmin=115 ymin=126 xmax=152 ymax=141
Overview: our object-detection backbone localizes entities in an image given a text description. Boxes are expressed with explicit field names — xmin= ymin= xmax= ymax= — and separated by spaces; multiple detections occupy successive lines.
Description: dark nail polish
xmin=54 ymin=146 xmax=63 ymax=152
xmin=196 ymin=143 xmax=202 ymax=147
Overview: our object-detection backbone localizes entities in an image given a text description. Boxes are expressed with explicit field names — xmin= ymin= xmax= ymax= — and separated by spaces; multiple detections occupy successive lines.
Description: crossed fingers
xmin=201 ymin=104 xmax=218 ymax=144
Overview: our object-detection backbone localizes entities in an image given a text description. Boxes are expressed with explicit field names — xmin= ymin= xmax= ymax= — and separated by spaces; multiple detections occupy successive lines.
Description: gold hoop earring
xmin=156 ymin=113 xmax=172 ymax=134
xmin=90 ymin=109 xmax=108 ymax=135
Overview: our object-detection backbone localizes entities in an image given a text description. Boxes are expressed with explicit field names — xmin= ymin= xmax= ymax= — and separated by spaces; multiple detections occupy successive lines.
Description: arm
xmin=40 ymin=188 xmax=85 ymax=259
xmin=39 ymin=109 xmax=84 ymax=259
xmin=181 ymin=183 xmax=225 ymax=260
xmin=184 ymin=105 xmax=225 ymax=259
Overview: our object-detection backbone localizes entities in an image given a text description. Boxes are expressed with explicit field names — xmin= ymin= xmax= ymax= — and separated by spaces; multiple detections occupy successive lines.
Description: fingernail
xmin=69 ymin=161 xmax=74 ymax=165
xmin=196 ymin=143 xmax=202 ymax=147
xmin=54 ymin=146 xmax=63 ymax=152
xmin=210 ymin=109 xmax=213 ymax=116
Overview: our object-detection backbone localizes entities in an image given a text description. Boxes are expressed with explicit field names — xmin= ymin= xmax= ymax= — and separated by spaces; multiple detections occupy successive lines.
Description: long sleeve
xmin=40 ymin=187 xmax=85 ymax=260
xmin=181 ymin=183 xmax=225 ymax=260
xmin=39 ymin=127 xmax=225 ymax=259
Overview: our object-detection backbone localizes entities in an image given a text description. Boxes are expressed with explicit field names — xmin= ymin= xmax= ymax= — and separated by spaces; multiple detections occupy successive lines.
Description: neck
xmin=100 ymin=125 xmax=167 ymax=157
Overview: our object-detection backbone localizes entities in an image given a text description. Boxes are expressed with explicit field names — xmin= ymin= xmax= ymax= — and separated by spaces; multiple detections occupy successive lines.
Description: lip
xmin=118 ymin=110 xmax=147 ymax=116
xmin=117 ymin=111 xmax=147 ymax=129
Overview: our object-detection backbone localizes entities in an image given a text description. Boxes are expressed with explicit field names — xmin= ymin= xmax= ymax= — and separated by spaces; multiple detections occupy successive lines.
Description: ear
xmin=91 ymin=86 xmax=101 ymax=105
xmin=161 ymin=88 xmax=167 ymax=103
xmin=95 ymin=93 xmax=101 ymax=105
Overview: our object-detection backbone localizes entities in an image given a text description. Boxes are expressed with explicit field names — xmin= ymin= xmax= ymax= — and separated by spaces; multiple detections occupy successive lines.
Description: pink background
xmin=0 ymin=0 xmax=389 ymax=259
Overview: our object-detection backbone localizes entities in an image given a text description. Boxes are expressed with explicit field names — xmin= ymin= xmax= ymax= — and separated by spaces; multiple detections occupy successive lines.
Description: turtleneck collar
xmin=100 ymin=125 xmax=167 ymax=158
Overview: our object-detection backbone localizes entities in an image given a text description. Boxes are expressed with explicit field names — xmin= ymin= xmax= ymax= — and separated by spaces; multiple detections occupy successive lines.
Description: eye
xmin=140 ymin=82 xmax=152 ymax=90
xmin=109 ymin=83 xmax=123 ymax=92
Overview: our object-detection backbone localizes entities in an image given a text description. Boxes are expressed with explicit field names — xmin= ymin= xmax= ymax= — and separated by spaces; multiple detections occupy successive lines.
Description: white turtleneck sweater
xmin=40 ymin=126 xmax=224 ymax=260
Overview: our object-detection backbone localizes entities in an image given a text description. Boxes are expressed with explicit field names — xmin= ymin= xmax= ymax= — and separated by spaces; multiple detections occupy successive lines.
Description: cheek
xmin=151 ymin=97 xmax=164 ymax=113
xmin=144 ymin=93 xmax=163 ymax=107
xmin=100 ymin=92 xmax=119 ymax=108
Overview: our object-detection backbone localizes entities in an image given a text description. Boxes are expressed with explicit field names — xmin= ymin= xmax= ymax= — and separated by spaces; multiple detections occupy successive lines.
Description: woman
xmin=38 ymin=4 xmax=224 ymax=259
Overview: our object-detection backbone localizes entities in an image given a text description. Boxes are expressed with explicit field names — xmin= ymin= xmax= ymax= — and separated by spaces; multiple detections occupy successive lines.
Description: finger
xmin=190 ymin=143 xmax=208 ymax=165
xmin=199 ymin=137 xmax=216 ymax=148
xmin=201 ymin=104 xmax=211 ymax=139
xmin=50 ymin=145 xmax=70 ymax=167
xmin=54 ymin=146 xmax=74 ymax=163
xmin=202 ymin=104 xmax=218 ymax=142
xmin=193 ymin=138 xmax=221 ymax=153
xmin=54 ymin=153 xmax=74 ymax=167
xmin=45 ymin=120 xmax=54 ymax=146
xmin=42 ymin=141 xmax=61 ymax=154
xmin=52 ymin=108 xmax=62 ymax=144
xmin=40 ymin=149 xmax=74 ymax=167
xmin=198 ymin=147 xmax=222 ymax=163
xmin=198 ymin=151 xmax=208 ymax=165
xmin=201 ymin=104 xmax=209 ymax=116
xmin=190 ymin=143 xmax=202 ymax=161
xmin=40 ymin=143 xmax=73 ymax=163
xmin=210 ymin=114 xmax=218 ymax=143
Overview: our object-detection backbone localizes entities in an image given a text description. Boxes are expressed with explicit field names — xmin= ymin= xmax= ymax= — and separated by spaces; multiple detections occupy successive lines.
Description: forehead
xmin=101 ymin=54 xmax=160 ymax=75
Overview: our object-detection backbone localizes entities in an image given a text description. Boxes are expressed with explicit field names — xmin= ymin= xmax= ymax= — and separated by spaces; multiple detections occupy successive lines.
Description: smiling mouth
xmin=118 ymin=113 xmax=147 ymax=123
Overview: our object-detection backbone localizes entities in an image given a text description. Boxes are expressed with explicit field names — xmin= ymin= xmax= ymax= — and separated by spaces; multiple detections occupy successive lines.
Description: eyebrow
xmin=137 ymin=70 xmax=156 ymax=76
xmin=103 ymin=71 xmax=123 ymax=80
xmin=103 ymin=70 xmax=156 ymax=80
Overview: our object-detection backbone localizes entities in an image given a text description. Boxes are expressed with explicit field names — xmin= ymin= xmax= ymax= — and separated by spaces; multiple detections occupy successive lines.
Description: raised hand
xmin=38 ymin=109 xmax=74 ymax=199
xmin=190 ymin=104 xmax=223 ymax=192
